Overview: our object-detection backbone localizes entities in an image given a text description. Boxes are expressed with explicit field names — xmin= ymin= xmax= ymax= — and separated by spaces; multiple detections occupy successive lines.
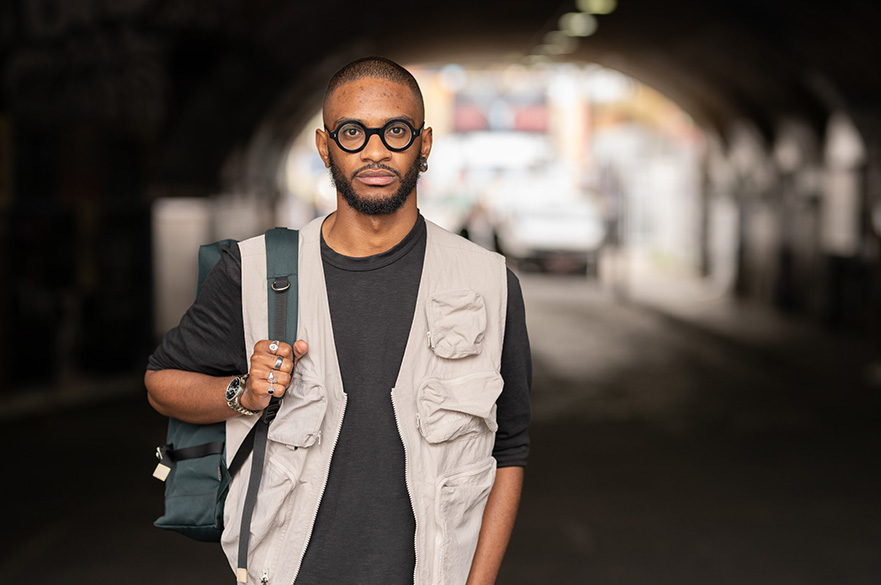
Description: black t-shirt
xmin=147 ymin=215 xmax=531 ymax=584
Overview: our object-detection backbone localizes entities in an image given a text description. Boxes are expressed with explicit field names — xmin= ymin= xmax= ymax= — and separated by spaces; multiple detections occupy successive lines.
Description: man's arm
xmin=466 ymin=466 xmax=525 ymax=585
xmin=465 ymin=269 xmax=530 ymax=583
xmin=146 ymin=339 xmax=307 ymax=424
xmin=145 ymin=369 xmax=237 ymax=424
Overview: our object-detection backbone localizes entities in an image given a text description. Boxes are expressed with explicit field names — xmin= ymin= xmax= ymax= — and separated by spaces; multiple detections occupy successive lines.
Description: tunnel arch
xmin=149 ymin=0 xmax=881 ymax=205
xmin=5 ymin=0 xmax=881 ymax=386
xmin=150 ymin=0 xmax=881 ymax=330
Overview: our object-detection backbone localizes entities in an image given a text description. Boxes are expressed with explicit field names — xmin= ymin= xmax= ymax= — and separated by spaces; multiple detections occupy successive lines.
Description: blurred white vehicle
xmin=494 ymin=196 xmax=607 ymax=275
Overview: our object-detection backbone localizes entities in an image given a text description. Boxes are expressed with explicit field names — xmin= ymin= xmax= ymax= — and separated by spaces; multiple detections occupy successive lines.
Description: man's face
xmin=316 ymin=78 xmax=433 ymax=216
xmin=327 ymin=149 xmax=420 ymax=216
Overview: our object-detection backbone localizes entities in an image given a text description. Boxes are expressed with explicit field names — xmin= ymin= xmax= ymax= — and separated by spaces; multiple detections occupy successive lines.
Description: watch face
xmin=225 ymin=377 xmax=241 ymax=401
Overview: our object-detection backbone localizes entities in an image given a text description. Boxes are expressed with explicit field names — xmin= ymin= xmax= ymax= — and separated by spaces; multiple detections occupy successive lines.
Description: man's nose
xmin=360 ymin=132 xmax=391 ymax=161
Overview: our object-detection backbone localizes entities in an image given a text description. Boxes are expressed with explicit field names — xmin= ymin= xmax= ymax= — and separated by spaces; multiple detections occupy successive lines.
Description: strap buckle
xmin=261 ymin=396 xmax=282 ymax=424
xmin=271 ymin=277 xmax=290 ymax=292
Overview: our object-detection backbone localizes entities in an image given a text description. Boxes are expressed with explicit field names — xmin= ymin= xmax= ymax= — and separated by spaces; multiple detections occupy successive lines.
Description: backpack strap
xmin=197 ymin=238 xmax=237 ymax=296
xmin=236 ymin=227 xmax=299 ymax=583
xmin=265 ymin=227 xmax=299 ymax=349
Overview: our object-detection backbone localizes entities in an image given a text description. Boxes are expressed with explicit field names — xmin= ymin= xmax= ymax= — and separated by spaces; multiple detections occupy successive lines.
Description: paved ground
xmin=500 ymin=272 xmax=881 ymax=585
xmin=2 ymin=268 xmax=879 ymax=584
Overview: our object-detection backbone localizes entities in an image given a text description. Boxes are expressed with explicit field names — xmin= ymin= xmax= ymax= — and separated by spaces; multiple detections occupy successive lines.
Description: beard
xmin=328 ymin=153 xmax=422 ymax=216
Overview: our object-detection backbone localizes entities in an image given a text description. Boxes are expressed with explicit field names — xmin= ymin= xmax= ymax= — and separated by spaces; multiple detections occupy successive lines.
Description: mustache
xmin=353 ymin=163 xmax=400 ymax=178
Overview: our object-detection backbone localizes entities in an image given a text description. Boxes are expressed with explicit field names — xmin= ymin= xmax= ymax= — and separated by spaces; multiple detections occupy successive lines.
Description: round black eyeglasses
xmin=326 ymin=119 xmax=424 ymax=153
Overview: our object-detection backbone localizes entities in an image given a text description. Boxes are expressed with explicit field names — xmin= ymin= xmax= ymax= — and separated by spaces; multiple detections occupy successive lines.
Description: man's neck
xmin=322 ymin=198 xmax=418 ymax=257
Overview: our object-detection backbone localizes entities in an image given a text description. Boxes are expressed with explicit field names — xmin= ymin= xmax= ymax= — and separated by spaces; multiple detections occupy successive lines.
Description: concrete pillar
xmin=726 ymin=121 xmax=776 ymax=300
xmin=820 ymin=112 xmax=867 ymax=328
xmin=772 ymin=118 xmax=822 ymax=313
xmin=704 ymin=133 xmax=738 ymax=293
xmin=150 ymin=198 xmax=211 ymax=338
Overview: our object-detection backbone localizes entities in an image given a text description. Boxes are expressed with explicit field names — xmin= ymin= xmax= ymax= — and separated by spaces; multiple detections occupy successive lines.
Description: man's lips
xmin=355 ymin=169 xmax=397 ymax=186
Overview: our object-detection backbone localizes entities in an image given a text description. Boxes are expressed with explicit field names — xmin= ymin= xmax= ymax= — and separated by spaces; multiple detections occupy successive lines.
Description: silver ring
xmin=269 ymin=340 xmax=280 ymax=353
xmin=274 ymin=355 xmax=284 ymax=370
xmin=268 ymin=371 xmax=276 ymax=384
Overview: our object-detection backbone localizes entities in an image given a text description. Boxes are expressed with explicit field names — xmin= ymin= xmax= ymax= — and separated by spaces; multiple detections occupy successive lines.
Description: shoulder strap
xmin=265 ymin=227 xmax=299 ymax=346
xmin=197 ymin=238 xmax=237 ymax=296
xmin=236 ymin=227 xmax=299 ymax=583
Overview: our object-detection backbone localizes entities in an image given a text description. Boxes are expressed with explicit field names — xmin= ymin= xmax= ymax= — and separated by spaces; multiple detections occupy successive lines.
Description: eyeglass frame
xmin=325 ymin=118 xmax=425 ymax=153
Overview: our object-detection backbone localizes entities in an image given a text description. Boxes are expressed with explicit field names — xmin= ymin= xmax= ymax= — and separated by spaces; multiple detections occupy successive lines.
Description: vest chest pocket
xmin=416 ymin=371 xmax=504 ymax=443
xmin=267 ymin=374 xmax=328 ymax=449
xmin=426 ymin=289 xmax=487 ymax=359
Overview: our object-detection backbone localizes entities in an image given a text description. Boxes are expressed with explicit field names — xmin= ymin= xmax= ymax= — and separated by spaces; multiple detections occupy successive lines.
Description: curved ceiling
xmin=166 ymin=0 xmax=881 ymax=189
xmin=7 ymin=0 xmax=878 ymax=189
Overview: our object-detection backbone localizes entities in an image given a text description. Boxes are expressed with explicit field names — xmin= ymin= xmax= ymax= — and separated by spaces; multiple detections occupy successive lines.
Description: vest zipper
xmin=290 ymin=393 xmax=347 ymax=585
xmin=391 ymin=388 xmax=419 ymax=584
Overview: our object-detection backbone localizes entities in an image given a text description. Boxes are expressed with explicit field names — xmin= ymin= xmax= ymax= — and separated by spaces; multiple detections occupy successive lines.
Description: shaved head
xmin=323 ymin=56 xmax=424 ymax=120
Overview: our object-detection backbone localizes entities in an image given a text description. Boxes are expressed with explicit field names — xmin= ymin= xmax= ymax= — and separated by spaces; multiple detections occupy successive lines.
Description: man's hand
xmin=240 ymin=339 xmax=309 ymax=412
xmin=145 ymin=340 xmax=308 ymax=423
xmin=465 ymin=466 xmax=524 ymax=585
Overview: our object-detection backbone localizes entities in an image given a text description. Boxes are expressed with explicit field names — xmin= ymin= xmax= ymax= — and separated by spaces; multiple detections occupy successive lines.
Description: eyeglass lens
xmin=336 ymin=120 xmax=416 ymax=152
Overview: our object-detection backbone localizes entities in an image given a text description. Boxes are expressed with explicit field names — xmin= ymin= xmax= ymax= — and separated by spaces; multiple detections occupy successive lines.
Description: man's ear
xmin=420 ymin=126 xmax=433 ymax=161
xmin=316 ymin=128 xmax=331 ymax=168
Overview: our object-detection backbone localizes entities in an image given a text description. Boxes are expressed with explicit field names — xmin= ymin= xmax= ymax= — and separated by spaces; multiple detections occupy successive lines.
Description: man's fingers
xmin=241 ymin=376 xmax=286 ymax=409
xmin=259 ymin=353 xmax=293 ymax=374
xmin=293 ymin=340 xmax=309 ymax=360
xmin=251 ymin=364 xmax=292 ymax=387
xmin=262 ymin=340 xmax=294 ymax=358
xmin=262 ymin=371 xmax=289 ymax=398
xmin=242 ymin=339 xmax=308 ymax=411
xmin=256 ymin=339 xmax=294 ymax=358
xmin=255 ymin=339 xmax=305 ymax=357
xmin=251 ymin=340 xmax=307 ymax=380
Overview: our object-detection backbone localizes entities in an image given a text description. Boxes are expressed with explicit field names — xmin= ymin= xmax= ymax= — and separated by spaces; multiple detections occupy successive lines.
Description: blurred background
xmin=1 ymin=0 xmax=880 ymax=583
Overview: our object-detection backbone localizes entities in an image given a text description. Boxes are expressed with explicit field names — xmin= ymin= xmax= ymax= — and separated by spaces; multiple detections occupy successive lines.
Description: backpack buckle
xmin=271 ymin=277 xmax=290 ymax=292
xmin=261 ymin=396 xmax=282 ymax=423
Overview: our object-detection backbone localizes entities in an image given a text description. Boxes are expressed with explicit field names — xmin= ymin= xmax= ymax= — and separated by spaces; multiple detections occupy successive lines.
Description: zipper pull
xmin=261 ymin=570 xmax=269 ymax=584
xmin=426 ymin=330 xmax=433 ymax=348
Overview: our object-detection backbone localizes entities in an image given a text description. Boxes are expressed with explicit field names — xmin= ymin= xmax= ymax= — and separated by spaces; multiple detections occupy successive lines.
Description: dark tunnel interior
xmin=1 ymin=0 xmax=880 ymax=583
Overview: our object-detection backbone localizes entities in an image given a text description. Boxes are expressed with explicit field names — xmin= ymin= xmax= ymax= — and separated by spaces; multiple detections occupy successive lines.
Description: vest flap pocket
xmin=416 ymin=371 xmax=503 ymax=444
xmin=435 ymin=458 xmax=497 ymax=585
xmin=267 ymin=374 xmax=327 ymax=448
xmin=222 ymin=451 xmax=296 ymax=556
xmin=426 ymin=289 xmax=487 ymax=359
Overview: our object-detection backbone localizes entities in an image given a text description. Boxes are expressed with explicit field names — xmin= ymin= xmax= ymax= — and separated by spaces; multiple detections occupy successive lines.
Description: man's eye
xmin=387 ymin=124 xmax=408 ymax=136
xmin=343 ymin=127 xmax=361 ymax=137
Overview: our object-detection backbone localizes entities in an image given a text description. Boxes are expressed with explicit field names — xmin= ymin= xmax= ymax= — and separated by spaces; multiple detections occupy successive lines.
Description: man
xmin=146 ymin=56 xmax=531 ymax=585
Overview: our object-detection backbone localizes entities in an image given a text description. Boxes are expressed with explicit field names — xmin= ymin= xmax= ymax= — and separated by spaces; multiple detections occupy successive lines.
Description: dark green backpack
xmin=152 ymin=228 xmax=299 ymax=552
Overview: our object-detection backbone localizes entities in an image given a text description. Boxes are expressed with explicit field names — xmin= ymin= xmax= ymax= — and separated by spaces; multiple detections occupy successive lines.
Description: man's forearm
xmin=145 ymin=369 xmax=237 ymax=424
xmin=466 ymin=465 xmax=524 ymax=585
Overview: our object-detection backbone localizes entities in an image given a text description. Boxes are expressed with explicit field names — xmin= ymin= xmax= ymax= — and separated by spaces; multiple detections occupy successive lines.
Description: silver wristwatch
xmin=225 ymin=374 xmax=258 ymax=416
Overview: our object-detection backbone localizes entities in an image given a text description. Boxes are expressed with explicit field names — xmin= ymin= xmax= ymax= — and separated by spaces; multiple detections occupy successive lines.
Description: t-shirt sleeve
xmin=492 ymin=268 xmax=532 ymax=467
xmin=146 ymin=244 xmax=248 ymax=376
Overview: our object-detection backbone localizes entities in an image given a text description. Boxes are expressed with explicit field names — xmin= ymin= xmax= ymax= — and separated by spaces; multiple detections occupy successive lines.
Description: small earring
xmin=419 ymin=158 xmax=429 ymax=172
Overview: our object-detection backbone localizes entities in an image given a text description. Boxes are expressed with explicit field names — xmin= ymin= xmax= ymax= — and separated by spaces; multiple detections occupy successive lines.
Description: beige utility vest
xmin=221 ymin=215 xmax=508 ymax=585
